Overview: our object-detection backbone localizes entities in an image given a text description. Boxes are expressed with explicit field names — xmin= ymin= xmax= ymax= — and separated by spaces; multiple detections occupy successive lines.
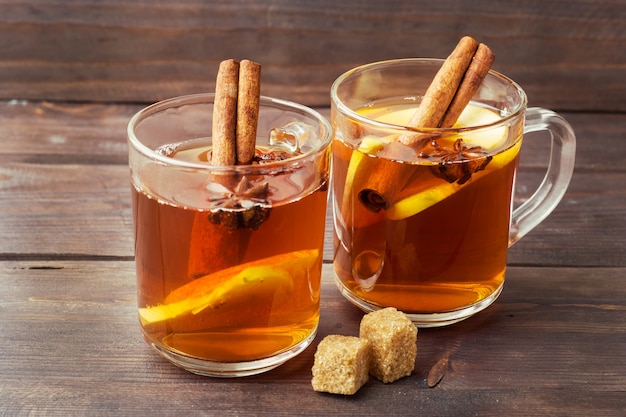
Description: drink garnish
xmin=188 ymin=59 xmax=267 ymax=278
xmin=385 ymin=140 xmax=521 ymax=220
xmin=342 ymin=36 xmax=496 ymax=219
xmin=206 ymin=175 xmax=270 ymax=230
xmin=211 ymin=59 xmax=260 ymax=166
xmin=208 ymin=59 xmax=271 ymax=230
xmin=419 ymin=138 xmax=492 ymax=184
xmin=138 ymin=249 xmax=319 ymax=324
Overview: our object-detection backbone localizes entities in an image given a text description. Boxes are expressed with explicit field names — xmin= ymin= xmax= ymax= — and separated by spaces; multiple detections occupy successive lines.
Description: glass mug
xmin=330 ymin=59 xmax=576 ymax=327
xmin=128 ymin=93 xmax=332 ymax=376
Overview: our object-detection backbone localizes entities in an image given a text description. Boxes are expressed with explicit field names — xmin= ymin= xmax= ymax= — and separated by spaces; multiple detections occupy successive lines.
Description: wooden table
xmin=0 ymin=100 xmax=624 ymax=416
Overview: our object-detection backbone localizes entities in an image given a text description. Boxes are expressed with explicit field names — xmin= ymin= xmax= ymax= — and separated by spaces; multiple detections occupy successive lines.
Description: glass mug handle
xmin=509 ymin=107 xmax=576 ymax=246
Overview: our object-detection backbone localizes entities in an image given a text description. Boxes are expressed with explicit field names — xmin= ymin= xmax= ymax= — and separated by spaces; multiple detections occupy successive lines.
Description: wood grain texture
xmin=0 ymin=0 xmax=624 ymax=110
xmin=0 ymin=262 xmax=624 ymax=416
xmin=0 ymin=101 xmax=624 ymax=267
xmin=0 ymin=19 xmax=624 ymax=411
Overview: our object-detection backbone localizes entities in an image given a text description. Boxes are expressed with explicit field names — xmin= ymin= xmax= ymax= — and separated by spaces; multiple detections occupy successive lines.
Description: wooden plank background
xmin=0 ymin=2 xmax=625 ymax=415
xmin=1 ymin=101 xmax=624 ymax=269
xmin=0 ymin=0 xmax=624 ymax=111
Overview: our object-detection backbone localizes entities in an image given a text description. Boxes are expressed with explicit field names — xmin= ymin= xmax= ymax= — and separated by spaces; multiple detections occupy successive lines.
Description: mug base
xmin=145 ymin=325 xmax=318 ymax=377
xmin=335 ymin=278 xmax=503 ymax=328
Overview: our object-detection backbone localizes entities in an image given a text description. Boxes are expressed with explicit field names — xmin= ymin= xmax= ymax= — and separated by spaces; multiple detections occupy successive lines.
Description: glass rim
xmin=127 ymin=93 xmax=333 ymax=172
xmin=330 ymin=58 xmax=528 ymax=134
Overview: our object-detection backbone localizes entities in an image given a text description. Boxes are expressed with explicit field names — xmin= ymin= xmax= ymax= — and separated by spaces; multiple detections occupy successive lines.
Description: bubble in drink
xmin=352 ymin=249 xmax=385 ymax=291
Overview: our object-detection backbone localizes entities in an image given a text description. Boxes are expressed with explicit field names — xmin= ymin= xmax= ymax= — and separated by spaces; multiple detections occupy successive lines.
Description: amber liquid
xmin=132 ymin=143 xmax=327 ymax=362
xmin=332 ymin=102 xmax=521 ymax=313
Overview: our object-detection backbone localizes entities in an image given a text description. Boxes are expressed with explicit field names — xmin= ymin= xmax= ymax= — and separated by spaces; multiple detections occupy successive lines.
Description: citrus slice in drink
xmin=138 ymin=249 xmax=319 ymax=324
xmin=386 ymin=140 xmax=521 ymax=220
xmin=340 ymin=103 xmax=517 ymax=221
xmin=452 ymin=103 xmax=507 ymax=149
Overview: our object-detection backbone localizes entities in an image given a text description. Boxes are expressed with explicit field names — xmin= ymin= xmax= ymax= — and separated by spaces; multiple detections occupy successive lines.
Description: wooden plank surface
xmin=0 ymin=0 xmax=624 ymax=110
xmin=0 ymin=55 xmax=625 ymax=416
xmin=1 ymin=1 xmax=625 ymax=414
xmin=0 ymin=261 xmax=624 ymax=416
xmin=2 ymin=159 xmax=624 ymax=267
xmin=1 ymin=102 xmax=624 ymax=267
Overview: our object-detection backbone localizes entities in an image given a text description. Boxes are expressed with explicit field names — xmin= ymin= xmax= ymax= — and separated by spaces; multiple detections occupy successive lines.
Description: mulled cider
xmin=329 ymin=45 xmax=527 ymax=327
xmin=128 ymin=92 xmax=331 ymax=376
xmin=332 ymin=100 xmax=522 ymax=322
xmin=133 ymin=143 xmax=327 ymax=358
xmin=331 ymin=42 xmax=576 ymax=327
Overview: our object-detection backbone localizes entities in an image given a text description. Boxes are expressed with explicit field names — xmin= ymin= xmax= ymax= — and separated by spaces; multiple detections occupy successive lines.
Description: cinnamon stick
xmin=209 ymin=58 xmax=268 ymax=221
xmin=356 ymin=141 xmax=415 ymax=212
xmin=211 ymin=59 xmax=239 ymax=166
xmin=236 ymin=60 xmax=261 ymax=165
xmin=401 ymin=35 xmax=478 ymax=143
xmin=440 ymin=43 xmax=495 ymax=128
xmin=355 ymin=36 xmax=495 ymax=212
xmin=189 ymin=59 xmax=264 ymax=279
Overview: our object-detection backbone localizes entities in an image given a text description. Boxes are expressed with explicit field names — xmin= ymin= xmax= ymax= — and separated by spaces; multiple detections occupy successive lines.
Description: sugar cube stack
xmin=311 ymin=307 xmax=418 ymax=395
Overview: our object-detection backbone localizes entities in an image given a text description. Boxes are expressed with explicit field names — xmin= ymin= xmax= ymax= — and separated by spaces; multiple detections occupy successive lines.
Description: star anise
xmin=419 ymin=138 xmax=492 ymax=184
xmin=206 ymin=175 xmax=271 ymax=230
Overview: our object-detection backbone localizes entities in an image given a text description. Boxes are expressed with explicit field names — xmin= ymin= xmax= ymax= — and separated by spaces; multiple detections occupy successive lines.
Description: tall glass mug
xmin=128 ymin=93 xmax=332 ymax=376
xmin=330 ymin=59 xmax=575 ymax=327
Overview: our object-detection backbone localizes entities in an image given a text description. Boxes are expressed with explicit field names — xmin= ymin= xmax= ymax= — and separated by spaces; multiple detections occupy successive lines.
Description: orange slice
xmin=139 ymin=249 xmax=319 ymax=324
xmin=386 ymin=140 xmax=521 ymax=220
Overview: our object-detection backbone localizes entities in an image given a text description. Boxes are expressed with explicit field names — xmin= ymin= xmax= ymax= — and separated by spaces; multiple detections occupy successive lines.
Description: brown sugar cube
xmin=311 ymin=335 xmax=370 ymax=395
xmin=359 ymin=307 xmax=417 ymax=383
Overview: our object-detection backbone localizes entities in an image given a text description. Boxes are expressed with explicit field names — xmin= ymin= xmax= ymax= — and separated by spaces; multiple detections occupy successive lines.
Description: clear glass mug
xmin=330 ymin=59 xmax=576 ymax=327
xmin=128 ymin=93 xmax=332 ymax=376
